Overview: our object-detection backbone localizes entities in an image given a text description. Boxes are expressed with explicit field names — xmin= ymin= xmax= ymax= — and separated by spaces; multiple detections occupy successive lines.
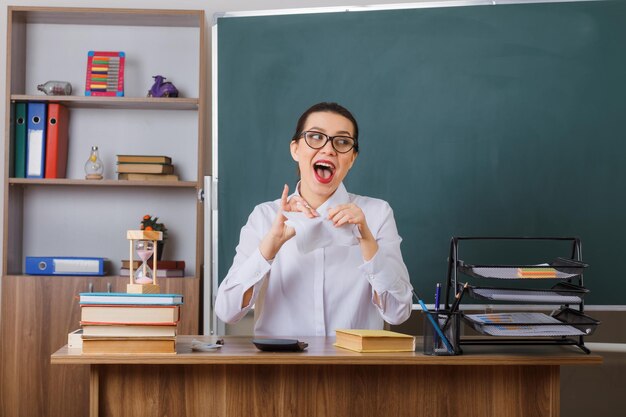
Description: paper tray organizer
xmin=462 ymin=308 xmax=599 ymax=337
xmin=445 ymin=237 xmax=599 ymax=354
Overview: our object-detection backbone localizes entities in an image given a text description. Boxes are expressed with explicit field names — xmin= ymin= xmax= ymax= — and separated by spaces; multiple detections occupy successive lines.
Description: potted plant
xmin=140 ymin=214 xmax=168 ymax=260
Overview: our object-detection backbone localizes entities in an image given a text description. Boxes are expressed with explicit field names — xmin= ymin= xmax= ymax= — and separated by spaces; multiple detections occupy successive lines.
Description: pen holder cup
xmin=422 ymin=310 xmax=462 ymax=356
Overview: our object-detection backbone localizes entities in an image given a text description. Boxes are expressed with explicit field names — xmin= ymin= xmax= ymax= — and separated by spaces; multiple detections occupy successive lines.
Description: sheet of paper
xmin=465 ymin=312 xmax=585 ymax=336
xmin=284 ymin=212 xmax=360 ymax=254
xmin=472 ymin=288 xmax=582 ymax=304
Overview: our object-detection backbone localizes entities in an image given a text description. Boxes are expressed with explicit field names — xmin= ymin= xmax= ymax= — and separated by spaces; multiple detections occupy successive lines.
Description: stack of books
xmin=116 ymin=154 xmax=178 ymax=181
xmin=79 ymin=292 xmax=183 ymax=354
xmin=119 ymin=259 xmax=185 ymax=278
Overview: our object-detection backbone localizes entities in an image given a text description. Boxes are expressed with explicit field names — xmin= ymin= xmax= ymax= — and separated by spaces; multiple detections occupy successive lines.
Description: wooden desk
xmin=51 ymin=336 xmax=601 ymax=417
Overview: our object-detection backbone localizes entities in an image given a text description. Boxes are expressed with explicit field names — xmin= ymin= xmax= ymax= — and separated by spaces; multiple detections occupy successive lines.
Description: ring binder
xmin=25 ymin=256 xmax=105 ymax=276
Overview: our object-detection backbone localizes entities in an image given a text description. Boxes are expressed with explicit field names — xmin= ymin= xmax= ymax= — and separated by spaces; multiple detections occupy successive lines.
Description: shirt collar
xmin=293 ymin=182 xmax=350 ymax=217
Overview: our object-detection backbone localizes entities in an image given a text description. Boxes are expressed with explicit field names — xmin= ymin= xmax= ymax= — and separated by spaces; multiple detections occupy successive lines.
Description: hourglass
xmin=126 ymin=230 xmax=162 ymax=294
xmin=134 ymin=240 xmax=154 ymax=284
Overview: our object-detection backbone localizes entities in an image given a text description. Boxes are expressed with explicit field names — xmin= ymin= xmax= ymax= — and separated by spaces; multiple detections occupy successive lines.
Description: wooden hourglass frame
xmin=126 ymin=230 xmax=162 ymax=294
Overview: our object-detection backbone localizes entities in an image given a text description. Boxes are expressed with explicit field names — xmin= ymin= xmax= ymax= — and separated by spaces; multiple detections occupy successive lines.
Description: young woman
xmin=215 ymin=102 xmax=413 ymax=336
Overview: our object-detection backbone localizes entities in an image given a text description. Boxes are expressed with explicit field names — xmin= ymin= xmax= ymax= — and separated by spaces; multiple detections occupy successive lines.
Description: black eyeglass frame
xmin=296 ymin=130 xmax=357 ymax=153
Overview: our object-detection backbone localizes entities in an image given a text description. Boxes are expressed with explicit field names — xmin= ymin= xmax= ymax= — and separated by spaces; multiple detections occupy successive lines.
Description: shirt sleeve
xmin=214 ymin=205 xmax=274 ymax=324
xmin=358 ymin=201 xmax=413 ymax=325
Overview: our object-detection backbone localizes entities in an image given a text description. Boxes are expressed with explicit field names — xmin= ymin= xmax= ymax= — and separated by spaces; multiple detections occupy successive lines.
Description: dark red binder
xmin=44 ymin=103 xmax=69 ymax=178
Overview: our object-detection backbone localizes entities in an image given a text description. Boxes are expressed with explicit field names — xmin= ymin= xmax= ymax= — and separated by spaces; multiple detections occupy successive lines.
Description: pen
xmin=442 ymin=283 xmax=468 ymax=331
xmin=450 ymin=282 xmax=468 ymax=313
xmin=412 ymin=290 xmax=454 ymax=354
xmin=433 ymin=283 xmax=441 ymax=350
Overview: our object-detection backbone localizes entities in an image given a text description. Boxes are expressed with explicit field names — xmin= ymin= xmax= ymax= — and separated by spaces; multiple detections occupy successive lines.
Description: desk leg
xmin=90 ymin=365 xmax=99 ymax=417
xmin=550 ymin=365 xmax=560 ymax=417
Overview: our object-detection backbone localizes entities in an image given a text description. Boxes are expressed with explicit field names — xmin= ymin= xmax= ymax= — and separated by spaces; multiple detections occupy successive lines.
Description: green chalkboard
xmin=216 ymin=1 xmax=626 ymax=305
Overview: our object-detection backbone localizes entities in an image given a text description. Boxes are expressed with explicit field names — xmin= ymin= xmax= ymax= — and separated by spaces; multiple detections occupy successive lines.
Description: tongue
xmin=316 ymin=167 xmax=332 ymax=179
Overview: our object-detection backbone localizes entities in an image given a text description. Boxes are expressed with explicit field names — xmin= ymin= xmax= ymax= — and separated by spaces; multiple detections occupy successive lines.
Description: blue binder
xmin=26 ymin=102 xmax=47 ymax=178
xmin=25 ymin=256 xmax=105 ymax=276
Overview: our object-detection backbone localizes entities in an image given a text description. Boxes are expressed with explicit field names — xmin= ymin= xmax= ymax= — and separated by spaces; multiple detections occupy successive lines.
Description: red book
xmin=44 ymin=103 xmax=69 ymax=178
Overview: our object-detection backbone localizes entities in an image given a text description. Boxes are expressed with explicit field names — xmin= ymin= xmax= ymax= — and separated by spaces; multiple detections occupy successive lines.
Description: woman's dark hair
xmin=291 ymin=102 xmax=359 ymax=153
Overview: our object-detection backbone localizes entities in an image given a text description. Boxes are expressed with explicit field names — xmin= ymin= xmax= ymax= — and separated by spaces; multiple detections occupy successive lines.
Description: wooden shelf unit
xmin=3 ymin=5 xmax=206 ymax=275
xmin=1 ymin=7 xmax=206 ymax=417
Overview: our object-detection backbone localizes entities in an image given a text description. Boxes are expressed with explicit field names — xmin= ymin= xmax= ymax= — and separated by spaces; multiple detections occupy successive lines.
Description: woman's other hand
xmin=327 ymin=203 xmax=368 ymax=231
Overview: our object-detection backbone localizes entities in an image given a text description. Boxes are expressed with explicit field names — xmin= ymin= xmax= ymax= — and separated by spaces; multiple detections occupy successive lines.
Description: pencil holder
xmin=422 ymin=310 xmax=462 ymax=355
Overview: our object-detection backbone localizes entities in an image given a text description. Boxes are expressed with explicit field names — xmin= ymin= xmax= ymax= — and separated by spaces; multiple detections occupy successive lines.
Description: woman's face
xmin=290 ymin=111 xmax=357 ymax=205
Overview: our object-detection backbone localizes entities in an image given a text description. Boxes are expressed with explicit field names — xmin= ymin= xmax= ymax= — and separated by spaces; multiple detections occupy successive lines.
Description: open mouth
xmin=313 ymin=160 xmax=335 ymax=184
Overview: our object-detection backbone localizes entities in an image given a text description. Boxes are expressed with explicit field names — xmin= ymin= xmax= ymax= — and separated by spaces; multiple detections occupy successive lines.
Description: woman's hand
xmin=259 ymin=184 xmax=317 ymax=260
xmin=328 ymin=203 xmax=378 ymax=261
xmin=327 ymin=203 xmax=369 ymax=231
xmin=282 ymin=187 xmax=319 ymax=219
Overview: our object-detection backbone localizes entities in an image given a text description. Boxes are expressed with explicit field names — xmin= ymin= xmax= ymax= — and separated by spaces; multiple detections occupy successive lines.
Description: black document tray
xmin=462 ymin=308 xmax=599 ymax=337
xmin=458 ymin=259 xmax=587 ymax=280
xmin=462 ymin=282 xmax=588 ymax=304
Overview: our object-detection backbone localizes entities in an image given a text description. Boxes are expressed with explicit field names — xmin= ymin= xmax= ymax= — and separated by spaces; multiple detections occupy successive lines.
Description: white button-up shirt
xmin=215 ymin=183 xmax=413 ymax=336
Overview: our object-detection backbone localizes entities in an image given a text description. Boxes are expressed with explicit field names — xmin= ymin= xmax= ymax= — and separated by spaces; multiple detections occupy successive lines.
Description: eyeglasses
xmin=298 ymin=130 xmax=356 ymax=153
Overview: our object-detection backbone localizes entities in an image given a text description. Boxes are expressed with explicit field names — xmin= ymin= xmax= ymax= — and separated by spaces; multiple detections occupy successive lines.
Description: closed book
xmin=334 ymin=329 xmax=416 ymax=352
xmin=79 ymin=292 xmax=183 ymax=305
xmin=26 ymin=102 xmax=47 ymax=178
xmin=119 ymin=268 xmax=184 ymax=278
xmin=118 ymin=173 xmax=179 ymax=181
xmin=81 ymin=305 xmax=180 ymax=325
xmin=81 ymin=337 xmax=176 ymax=354
xmin=116 ymin=155 xmax=172 ymax=164
xmin=121 ymin=260 xmax=185 ymax=270
xmin=116 ymin=163 xmax=174 ymax=174
xmin=82 ymin=324 xmax=177 ymax=338
xmin=44 ymin=103 xmax=70 ymax=178
xmin=25 ymin=256 xmax=105 ymax=276
xmin=12 ymin=102 xmax=28 ymax=178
